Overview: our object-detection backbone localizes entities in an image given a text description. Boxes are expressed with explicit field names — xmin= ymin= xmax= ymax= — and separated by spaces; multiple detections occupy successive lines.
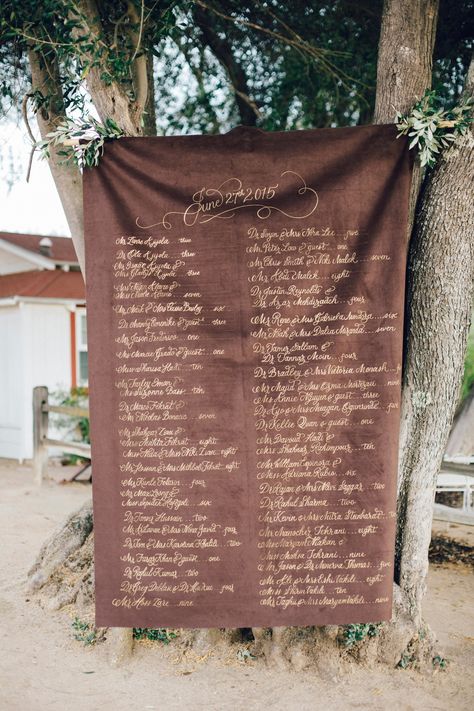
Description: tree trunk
xmin=374 ymin=0 xmax=439 ymax=233
xmin=27 ymin=0 xmax=150 ymax=273
xmin=374 ymin=0 xmax=439 ymax=121
xmin=26 ymin=1 xmax=150 ymax=661
xmin=396 ymin=59 xmax=474 ymax=619
xmin=375 ymin=0 xmax=474 ymax=626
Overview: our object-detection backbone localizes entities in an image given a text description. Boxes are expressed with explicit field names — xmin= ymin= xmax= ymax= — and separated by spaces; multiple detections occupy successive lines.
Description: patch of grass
xmin=342 ymin=623 xmax=381 ymax=648
xmin=133 ymin=628 xmax=178 ymax=644
xmin=72 ymin=617 xmax=98 ymax=646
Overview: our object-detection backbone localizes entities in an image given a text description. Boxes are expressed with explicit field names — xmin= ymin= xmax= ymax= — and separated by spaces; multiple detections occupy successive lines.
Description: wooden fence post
xmin=33 ymin=386 xmax=49 ymax=485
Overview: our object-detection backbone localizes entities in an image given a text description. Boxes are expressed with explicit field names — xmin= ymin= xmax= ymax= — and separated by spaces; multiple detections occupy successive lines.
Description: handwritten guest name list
xmin=84 ymin=125 xmax=412 ymax=628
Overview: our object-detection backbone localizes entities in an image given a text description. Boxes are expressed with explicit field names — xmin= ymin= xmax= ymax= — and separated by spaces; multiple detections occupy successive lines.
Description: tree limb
xmin=127 ymin=0 xmax=148 ymax=114
xmin=27 ymin=46 xmax=85 ymax=273
xmin=142 ymin=48 xmax=157 ymax=136
xmin=193 ymin=0 xmax=366 ymax=92
xmin=194 ymin=5 xmax=260 ymax=125
xmin=72 ymin=0 xmax=145 ymax=135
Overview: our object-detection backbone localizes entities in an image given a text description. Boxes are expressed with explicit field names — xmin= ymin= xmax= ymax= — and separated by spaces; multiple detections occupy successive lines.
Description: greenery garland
xmin=32 ymin=90 xmax=472 ymax=172
xmin=395 ymin=90 xmax=473 ymax=168
xmin=36 ymin=115 xmax=124 ymax=169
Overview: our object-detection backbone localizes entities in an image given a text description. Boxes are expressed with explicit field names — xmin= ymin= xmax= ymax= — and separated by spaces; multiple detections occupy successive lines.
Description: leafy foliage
xmin=72 ymin=617 xmax=99 ymax=645
xmin=397 ymin=652 xmax=416 ymax=669
xmin=341 ymin=622 xmax=381 ymax=648
xmin=133 ymin=627 xmax=178 ymax=643
xmin=36 ymin=115 xmax=124 ymax=169
xmin=236 ymin=646 xmax=255 ymax=662
xmin=1 ymin=0 xmax=472 ymax=137
xmin=396 ymin=90 xmax=473 ymax=168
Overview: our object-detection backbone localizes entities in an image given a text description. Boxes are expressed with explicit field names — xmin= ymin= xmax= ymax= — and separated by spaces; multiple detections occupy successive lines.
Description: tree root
xmin=26 ymin=502 xmax=440 ymax=672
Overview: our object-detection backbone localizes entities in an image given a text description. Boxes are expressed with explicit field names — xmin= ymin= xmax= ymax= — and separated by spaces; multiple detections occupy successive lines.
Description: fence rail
xmin=433 ymin=503 xmax=474 ymax=526
xmin=33 ymin=386 xmax=91 ymax=485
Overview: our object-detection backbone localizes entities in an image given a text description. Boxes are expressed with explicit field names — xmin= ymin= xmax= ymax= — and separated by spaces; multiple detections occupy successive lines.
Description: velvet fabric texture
xmin=84 ymin=124 xmax=412 ymax=627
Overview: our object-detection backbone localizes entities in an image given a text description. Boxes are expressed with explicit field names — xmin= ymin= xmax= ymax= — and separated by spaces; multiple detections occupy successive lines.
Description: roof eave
xmin=0 ymin=296 xmax=86 ymax=307
xmin=0 ymin=238 xmax=56 ymax=270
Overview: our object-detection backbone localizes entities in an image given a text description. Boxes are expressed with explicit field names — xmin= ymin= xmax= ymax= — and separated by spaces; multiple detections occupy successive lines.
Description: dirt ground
xmin=0 ymin=461 xmax=473 ymax=711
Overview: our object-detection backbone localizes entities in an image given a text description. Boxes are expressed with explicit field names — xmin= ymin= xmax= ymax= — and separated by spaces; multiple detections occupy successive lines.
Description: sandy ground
xmin=0 ymin=460 xmax=473 ymax=711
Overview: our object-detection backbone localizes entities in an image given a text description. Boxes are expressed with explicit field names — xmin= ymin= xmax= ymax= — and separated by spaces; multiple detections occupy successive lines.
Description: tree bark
xmin=374 ymin=0 xmax=439 ymax=121
xmin=28 ymin=48 xmax=85 ymax=273
xmin=374 ymin=0 xmax=439 ymax=233
xmin=194 ymin=5 xmax=260 ymax=126
xmin=396 ymin=58 xmax=474 ymax=619
xmin=74 ymin=0 xmax=145 ymax=136
xmin=375 ymin=0 xmax=474 ymax=622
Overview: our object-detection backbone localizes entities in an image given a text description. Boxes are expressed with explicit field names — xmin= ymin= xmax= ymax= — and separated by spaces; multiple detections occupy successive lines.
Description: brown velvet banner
xmin=83 ymin=124 xmax=412 ymax=628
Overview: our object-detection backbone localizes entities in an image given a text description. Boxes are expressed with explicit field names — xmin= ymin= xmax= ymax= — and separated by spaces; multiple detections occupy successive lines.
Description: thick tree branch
xmin=142 ymin=48 xmax=157 ymax=137
xmin=127 ymin=0 xmax=148 ymax=114
xmin=72 ymin=0 xmax=146 ymax=135
xmin=194 ymin=6 xmax=260 ymax=125
xmin=194 ymin=0 xmax=363 ymax=92
xmin=27 ymin=47 xmax=85 ymax=273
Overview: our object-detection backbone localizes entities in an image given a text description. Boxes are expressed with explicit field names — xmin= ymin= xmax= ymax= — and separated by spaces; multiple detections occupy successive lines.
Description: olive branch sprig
xmin=36 ymin=115 xmax=125 ymax=170
xmin=32 ymin=90 xmax=473 ymax=172
xmin=396 ymin=90 xmax=473 ymax=168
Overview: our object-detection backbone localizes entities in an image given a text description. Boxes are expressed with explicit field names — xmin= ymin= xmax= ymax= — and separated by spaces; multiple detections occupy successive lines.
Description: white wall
xmin=0 ymin=246 xmax=40 ymax=275
xmin=0 ymin=306 xmax=24 ymax=458
xmin=0 ymin=301 xmax=72 ymax=460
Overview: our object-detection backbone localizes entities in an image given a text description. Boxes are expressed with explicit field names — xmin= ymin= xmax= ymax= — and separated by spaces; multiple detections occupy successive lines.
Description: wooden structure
xmin=0 ymin=232 xmax=86 ymax=460
xmin=33 ymin=385 xmax=90 ymax=485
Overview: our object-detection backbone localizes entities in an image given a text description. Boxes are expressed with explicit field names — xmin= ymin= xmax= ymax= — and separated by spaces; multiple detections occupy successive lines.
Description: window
xmin=76 ymin=309 xmax=88 ymax=386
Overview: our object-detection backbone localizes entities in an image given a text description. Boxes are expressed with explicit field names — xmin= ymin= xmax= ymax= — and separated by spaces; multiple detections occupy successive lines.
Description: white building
xmin=0 ymin=232 xmax=87 ymax=460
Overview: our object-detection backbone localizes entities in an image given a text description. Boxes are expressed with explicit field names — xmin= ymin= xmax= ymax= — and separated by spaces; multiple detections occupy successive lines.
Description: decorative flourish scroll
xmin=136 ymin=171 xmax=318 ymax=230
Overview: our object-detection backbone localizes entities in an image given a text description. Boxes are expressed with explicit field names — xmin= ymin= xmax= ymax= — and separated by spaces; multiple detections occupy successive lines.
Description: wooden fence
xmin=33 ymin=385 xmax=91 ymax=485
